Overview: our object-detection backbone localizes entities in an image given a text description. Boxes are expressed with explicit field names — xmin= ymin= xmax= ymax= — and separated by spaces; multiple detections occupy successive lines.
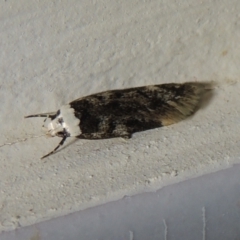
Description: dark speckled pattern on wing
xmin=70 ymin=82 xmax=213 ymax=140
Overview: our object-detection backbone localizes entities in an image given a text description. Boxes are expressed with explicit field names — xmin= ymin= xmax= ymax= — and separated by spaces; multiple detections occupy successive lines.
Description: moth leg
xmin=118 ymin=134 xmax=132 ymax=144
xmin=42 ymin=118 xmax=47 ymax=128
xmin=41 ymin=135 xmax=67 ymax=159
xmin=120 ymin=133 xmax=132 ymax=139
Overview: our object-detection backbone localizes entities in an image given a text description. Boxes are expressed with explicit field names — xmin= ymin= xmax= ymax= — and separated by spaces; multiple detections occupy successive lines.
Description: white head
xmin=25 ymin=104 xmax=82 ymax=158
xmin=44 ymin=114 xmax=65 ymax=137
xmin=44 ymin=105 xmax=82 ymax=138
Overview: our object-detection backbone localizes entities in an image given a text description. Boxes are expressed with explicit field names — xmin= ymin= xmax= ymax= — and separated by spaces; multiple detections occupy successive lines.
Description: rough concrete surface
xmin=0 ymin=0 xmax=240 ymax=232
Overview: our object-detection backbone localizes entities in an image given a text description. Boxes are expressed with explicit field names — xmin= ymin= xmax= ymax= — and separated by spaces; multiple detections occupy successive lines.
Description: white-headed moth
xmin=25 ymin=82 xmax=213 ymax=159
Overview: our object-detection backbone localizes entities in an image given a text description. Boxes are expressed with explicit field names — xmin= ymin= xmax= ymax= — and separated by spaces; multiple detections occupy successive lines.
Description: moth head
xmin=26 ymin=105 xmax=82 ymax=139
xmin=25 ymin=105 xmax=81 ymax=159
xmin=44 ymin=115 xmax=66 ymax=138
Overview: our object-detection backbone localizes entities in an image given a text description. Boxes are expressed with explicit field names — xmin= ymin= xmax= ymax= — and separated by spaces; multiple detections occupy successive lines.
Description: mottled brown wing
xmin=70 ymin=81 xmax=213 ymax=139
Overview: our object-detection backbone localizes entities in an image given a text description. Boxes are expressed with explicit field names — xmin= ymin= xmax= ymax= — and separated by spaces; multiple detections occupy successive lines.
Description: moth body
xmin=25 ymin=82 xmax=213 ymax=159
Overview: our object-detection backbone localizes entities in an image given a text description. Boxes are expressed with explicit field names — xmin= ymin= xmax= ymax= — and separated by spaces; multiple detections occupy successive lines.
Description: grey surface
xmin=2 ymin=164 xmax=240 ymax=240
xmin=1 ymin=0 xmax=240 ymax=231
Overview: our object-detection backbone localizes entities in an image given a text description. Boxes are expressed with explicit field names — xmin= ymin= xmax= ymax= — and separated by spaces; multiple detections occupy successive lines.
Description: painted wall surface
xmin=0 ymin=0 xmax=240 ymax=232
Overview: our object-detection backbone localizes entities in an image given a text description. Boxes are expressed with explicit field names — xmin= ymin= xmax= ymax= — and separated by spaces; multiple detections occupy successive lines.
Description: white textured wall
xmin=0 ymin=0 xmax=240 ymax=231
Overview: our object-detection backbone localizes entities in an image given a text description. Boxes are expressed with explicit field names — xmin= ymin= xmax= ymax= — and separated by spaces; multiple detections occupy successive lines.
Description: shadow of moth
xmin=25 ymin=82 xmax=214 ymax=159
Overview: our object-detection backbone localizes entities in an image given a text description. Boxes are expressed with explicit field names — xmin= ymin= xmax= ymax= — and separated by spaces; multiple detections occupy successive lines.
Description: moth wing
xmin=158 ymin=82 xmax=214 ymax=126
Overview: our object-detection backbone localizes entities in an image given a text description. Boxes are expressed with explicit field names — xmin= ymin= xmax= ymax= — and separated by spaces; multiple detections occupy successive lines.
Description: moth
xmin=25 ymin=82 xmax=213 ymax=159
